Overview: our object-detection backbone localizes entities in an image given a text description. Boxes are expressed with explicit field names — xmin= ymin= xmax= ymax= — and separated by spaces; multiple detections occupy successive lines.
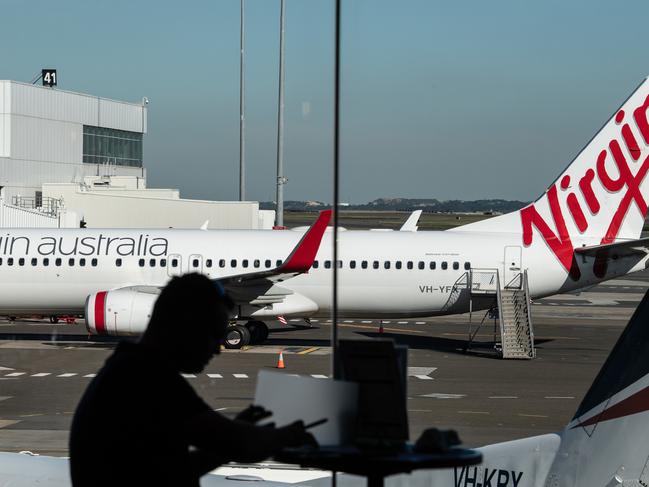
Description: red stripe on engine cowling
xmin=94 ymin=291 xmax=107 ymax=335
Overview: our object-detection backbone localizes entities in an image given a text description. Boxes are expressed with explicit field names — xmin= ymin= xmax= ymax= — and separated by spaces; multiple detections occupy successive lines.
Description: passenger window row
xmin=0 ymin=257 xmax=99 ymax=267
xmin=312 ymin=260 xmax=471 ymax=271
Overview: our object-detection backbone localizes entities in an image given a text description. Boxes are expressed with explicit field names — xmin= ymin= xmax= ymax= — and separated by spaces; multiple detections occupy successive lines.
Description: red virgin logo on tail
xmin=521 ymin=94 xmax=649 ymax=280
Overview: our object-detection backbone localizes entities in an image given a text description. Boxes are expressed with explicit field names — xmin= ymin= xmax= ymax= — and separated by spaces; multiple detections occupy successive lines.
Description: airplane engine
xmin=85 ymin=289 xmax=158 ymax=336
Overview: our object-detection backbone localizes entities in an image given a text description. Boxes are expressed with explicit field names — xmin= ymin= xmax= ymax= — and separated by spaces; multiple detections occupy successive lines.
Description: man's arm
xmin=183 ymin=409 xmax=314 ymax=465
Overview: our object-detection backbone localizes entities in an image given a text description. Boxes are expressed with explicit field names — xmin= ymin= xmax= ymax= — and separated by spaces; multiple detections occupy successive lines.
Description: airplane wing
xmin=574 ymin=237 xmax=649 ymax=259
xmin=399 ymin=210 xmax=422 ymax=232
xmin=218 ymin=209 xmax=332 ymax=304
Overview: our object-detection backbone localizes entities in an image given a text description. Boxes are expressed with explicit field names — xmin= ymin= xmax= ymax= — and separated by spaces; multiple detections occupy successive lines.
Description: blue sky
xmin=1 ymin=0 xmax=648 ymax=203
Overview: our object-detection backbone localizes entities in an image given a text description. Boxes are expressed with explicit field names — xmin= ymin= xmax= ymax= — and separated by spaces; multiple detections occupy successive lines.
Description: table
xmin=276 ymin=444 xmax=482 ymax=487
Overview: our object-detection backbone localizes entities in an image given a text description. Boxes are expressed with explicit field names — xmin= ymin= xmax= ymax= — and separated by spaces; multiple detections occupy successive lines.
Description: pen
xmin=304 ymin=418 xmax=328 ymax=429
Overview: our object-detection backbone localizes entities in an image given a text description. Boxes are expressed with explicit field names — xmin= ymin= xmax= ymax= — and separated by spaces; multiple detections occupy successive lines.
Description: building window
xmin=82 ymin=125 xmax=143 ymax=167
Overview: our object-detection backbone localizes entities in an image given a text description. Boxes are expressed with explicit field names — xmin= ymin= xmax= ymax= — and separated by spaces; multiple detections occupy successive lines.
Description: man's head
xmin=142 ymin=274 xmax=234 ymax=373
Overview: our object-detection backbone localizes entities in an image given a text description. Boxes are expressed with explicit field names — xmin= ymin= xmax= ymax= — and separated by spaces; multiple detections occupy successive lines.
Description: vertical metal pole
xmin=331 ymin=0 xmax=341 ymax=379
xmin=239 ymin=0 xmax=246 ymax=201
xmin=275 ymin=0 xmax=286 ymax=227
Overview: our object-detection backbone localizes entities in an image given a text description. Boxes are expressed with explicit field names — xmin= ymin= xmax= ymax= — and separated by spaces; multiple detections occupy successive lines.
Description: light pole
xmin=275 ymin=0 xmax=287 ymax=227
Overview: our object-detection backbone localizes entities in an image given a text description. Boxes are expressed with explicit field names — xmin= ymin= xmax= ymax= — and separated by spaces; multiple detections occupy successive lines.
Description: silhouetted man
xmin=70 ymin=274 xmax=314 ymax=487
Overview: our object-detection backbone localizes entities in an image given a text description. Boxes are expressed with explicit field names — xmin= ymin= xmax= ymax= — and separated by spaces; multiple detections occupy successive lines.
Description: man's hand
xmin=277 ymin=421 xmax=318 ymax=448
xmin=235 ymin=405 xmax=273 ymax=424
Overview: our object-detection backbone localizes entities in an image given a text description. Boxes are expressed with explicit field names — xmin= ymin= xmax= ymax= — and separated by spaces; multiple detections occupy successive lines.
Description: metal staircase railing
xmin=466 ymin=268 xmax=535 ymax=359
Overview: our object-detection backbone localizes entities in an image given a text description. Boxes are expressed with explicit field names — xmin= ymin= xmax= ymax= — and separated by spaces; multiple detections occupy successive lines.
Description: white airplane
xmin=3 ymin=289 xmax=649 ymax=486
xmin=2 ymin=78 xmax=649 ymax=347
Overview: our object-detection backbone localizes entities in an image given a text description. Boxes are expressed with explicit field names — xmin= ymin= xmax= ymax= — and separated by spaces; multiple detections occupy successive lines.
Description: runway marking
xmin=207 ymin=374 xmax=223 ymax=379
xmin=0 ymin=420 xmax=20 ymax=428
xmin=415 ymin=322 xmax=426 ymax=325
xmin=361 ymin=321 xmax=372 ymax=324
xmin=422 ymin=393 xmax=465 ymax=399
xmin=181 ymin=374 xmax=196 ymax=378
xmin=489 ymin=396 xmax=518 ymax=399
xmin=310 ymin=319 xmax=319 ymax=323
xmin=0 ymin=397 xmax=11 ymax=402
xmin=408 ymin=409 xmax=432 ymax=413
xmin=458 ymin=410 xmax=489 ymax=415
xmin=31 ymin=373 xmax=50 ymax=377
xmin=344 ymin=320 xmax=354 ymax=323
xmin=0 ymin=366 xmax=14 ymax=371
xmin=544 ymin=396 xmax=575 ymax=399
xmin=412 ymin=375 xmax=433 ymax=381
xmin=83 ymin=374 xmax=96 ymax=378
xmin=297 ymin=347 xmax=320 ymax=355
xmin=57 ymin=373 xmax=76 ymax=377
xmin=408 ymin=367 xmax=437 ymax=377
xmin=518 ymin=413 xmax=549 ymax=418
xmin=397 ymin=321 xmax=408 ymax=324
xmin=311 ymin=374 xmax=329 ymax=379
xmin=233 ymin=374 xmax=248 ymax=379
xmin=5 ymin=372 xmax=25 ymax=377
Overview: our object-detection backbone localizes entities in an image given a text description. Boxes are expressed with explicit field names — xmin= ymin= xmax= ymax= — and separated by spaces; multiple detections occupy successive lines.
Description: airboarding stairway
xmin=467 ymin=268 xmax=535 ymax=359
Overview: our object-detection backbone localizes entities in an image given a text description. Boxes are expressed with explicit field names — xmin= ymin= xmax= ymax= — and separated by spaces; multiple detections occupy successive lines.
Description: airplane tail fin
xmin=453 ymin=77 xmax=649 ymax=245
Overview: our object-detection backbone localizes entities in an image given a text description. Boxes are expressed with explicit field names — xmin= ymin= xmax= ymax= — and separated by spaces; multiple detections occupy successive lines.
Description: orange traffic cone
xmin=276 ymin=351 xmax=286 ymax=369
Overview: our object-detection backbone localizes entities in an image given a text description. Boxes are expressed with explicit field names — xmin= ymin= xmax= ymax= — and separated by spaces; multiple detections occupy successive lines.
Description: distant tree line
xmin=260 ymin=198 xmax=529 ymax=214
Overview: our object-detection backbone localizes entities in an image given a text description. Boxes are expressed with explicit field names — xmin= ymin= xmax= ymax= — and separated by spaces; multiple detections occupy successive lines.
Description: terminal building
xmin=0 ymin=80 xmax=273 ymax=229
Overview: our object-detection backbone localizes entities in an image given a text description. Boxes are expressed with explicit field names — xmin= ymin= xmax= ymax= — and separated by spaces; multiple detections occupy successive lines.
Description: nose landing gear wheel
xmin=224 ymin=325 xmax=251 ymax=349
xmin=245 ymin=321 xmax=269 ymax=344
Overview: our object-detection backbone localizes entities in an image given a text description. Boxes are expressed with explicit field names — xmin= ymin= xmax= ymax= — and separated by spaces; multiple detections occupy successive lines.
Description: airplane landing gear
xmin=245 ymin=321 xmax=269 ymax=344
xmin=223 ymin=325 xmax=251 ymax=349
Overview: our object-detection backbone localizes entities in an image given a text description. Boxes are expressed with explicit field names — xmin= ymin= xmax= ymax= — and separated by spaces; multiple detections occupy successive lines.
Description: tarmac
xmin=0 ymin=270 xmax=646 ymax=456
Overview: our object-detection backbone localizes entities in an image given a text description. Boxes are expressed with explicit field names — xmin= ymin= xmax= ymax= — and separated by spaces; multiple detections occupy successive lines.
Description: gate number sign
xmin=42 ymin=69 xmax=57 ymax=87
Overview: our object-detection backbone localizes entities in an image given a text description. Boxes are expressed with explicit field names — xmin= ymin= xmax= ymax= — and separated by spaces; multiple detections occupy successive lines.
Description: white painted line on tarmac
xmin=544 ymin=396 xmax=575 ymax=399
xmin=5 ymin=372 xmax=25 ymax=377
xmin=344 ymin=320 xmax=354 ymax=323
xmin=413 ymin=375 xmax=433 ymax=381
xmin=489 ymin=396 xmax=518 ymax=399
xmin=458 ymin=410 xmax=489 ymax=415
xmin=398 ymin=321 xmax=408 ymax=324
xmin=83 ymin=374 xmax=97 ymax=378
xmin=408 ymin=367 xmax=437 ymax=377
xmin=207 ymin=374 xmax=223 ymax=379
xmin=57 ymin=373 xmax=77 ymax=377
xmin=422 ymin=393 xmax=465 ymax=399
xmin=181 ymin=374 xmax=196 ymax=378
xmin=31 ymin=373 xmax=50 ymax=377
xmin=0 ymin=366 xmax=14 ymax=371
xmin=518 ymin=413 xmax=549 ymax=418
xmin=361 ymin=321 xmax=372 ymax=324
xmin=310 ymin=319 xmax=319 ymax=323
xmin=233 ymin=374 xmax=248 ymax=379
xmin=415 ymin=322 xmax=426 ymax=325
xmin=311 ymin=374 xmax=329 ymax=379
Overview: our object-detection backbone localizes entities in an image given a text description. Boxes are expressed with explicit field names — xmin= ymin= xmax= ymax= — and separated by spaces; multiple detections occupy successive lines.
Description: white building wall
xmin=42 ymin=184 xmax=268 ymax=230
xmin=11 ymin=115 xmax=81 ymax=163
xmin=0 ymin=80 xmax=147 ymax=201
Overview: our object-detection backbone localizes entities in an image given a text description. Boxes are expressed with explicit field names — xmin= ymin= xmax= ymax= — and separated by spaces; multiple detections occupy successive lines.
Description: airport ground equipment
xmin=465 ymin=268 xmax=535 ymax=359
